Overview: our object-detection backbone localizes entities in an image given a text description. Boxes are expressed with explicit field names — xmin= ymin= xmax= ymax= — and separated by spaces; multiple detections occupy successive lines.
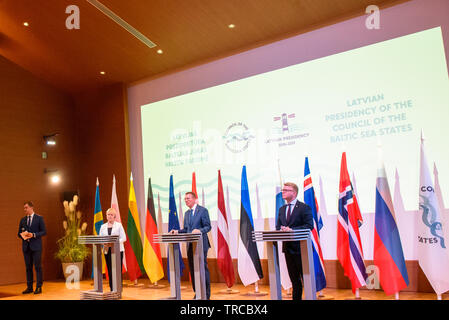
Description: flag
xmin=92 ymin=178 xmax=106 ymax=275
xmin=304 ymin=157 xmax=326 ymax=292
xmin=237 ymin=165 xmax=263 ymax=286
xmin=143 ymin=177 xmax=164 ymax=283
xmin=192 ymin=172 xmax=199 ymax=204
xmin=111 ymin=175 xmax=127 ymax=273
xmin=216 ymin=170 xmax=235 ymax=288
xmin=192 ymin=172 xmax=198 ymax=197
xmin=123 ymin=173 xmax=144 ymax=281
xmin=93 ymin=177 xmax=104 ymax=236
xmin=168 ymin=175 xmax=185 ymax=280
xmin=418 ymin=133 xmax=449 ymax=295
xmin=374 ymin=149 xmax=409 ymax=295
xmin=157 ymin=193 xmax=165 ymax=258
xmin=337 ymin=152 xmax=367 ymax=293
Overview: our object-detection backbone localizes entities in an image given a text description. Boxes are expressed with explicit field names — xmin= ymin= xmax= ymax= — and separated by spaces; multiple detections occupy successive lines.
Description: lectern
xmin=78 ymin=235 xmax=121 ymax=300
xmin=154 ymin=233 xmax=206 ymax=300
xmin=252 ymin=229 xmax=316 ymax=300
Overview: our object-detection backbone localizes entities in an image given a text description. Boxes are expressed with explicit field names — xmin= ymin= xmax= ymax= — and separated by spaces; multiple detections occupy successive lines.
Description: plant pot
xmin=62 ymin=262 xmax=84 ymax=281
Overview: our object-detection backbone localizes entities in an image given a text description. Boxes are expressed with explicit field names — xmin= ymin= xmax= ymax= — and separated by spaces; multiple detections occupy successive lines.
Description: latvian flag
xmin=303 ymin=157 xmax=326 ymax=292
xmin=337 ymin=152 xmax=367 ymax=293
xmin=217 ymin=170 xmax=235 ymax=288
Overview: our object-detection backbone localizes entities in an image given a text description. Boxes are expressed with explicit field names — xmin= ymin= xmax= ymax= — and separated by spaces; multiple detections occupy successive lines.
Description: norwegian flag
xmin=303 ymin=157 xmax=326 ymax=292
xmin=337 ymin=152 xmax=367 ymax=293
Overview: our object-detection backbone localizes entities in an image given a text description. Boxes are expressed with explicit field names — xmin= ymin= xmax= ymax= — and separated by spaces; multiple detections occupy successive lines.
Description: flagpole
xmin=355 ymin=288 xmax=360 ymax=299
xmin=437 ymin=294 xmax=442 ymax=300
xmin=395 ymin=292 xmax=399 ymax=300
xmin=277 ymin=159 xmax=283 ymax=187
xmin=131 ymin=173 xmax=139 ymax=288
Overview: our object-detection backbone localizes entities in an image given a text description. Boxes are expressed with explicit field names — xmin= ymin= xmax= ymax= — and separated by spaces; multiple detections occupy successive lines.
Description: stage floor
xmin=0 ymin=279 xmax=446 ymax=300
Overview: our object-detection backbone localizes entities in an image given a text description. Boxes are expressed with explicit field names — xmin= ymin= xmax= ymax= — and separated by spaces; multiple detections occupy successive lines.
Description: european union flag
xmin=167 ymin=175 xmax=185 ymax=281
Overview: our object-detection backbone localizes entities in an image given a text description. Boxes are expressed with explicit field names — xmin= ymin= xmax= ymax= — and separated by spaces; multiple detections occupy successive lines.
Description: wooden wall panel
xmin=0 ymin=55 xmax=78 ymax=285
xmin=0 ymin=56 xmax=129 ymax=285
xmin=73 ymin=83 xmax=130 ymax=278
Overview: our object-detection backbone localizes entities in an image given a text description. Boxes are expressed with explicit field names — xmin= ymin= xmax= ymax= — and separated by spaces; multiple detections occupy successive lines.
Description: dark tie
xmin=286 ymin=204 xmax=292 ymax=222
xmin=190 ymin=209 xmax=194 ymax=228
xmin=27 ymin=216 xmax=31 ymax=227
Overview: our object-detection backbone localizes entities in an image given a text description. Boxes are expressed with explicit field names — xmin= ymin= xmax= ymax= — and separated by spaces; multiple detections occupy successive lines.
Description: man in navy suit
xmin=276 ymin=182 xmax=313 ymax=300
xmin=170 ymin=192 xmax=211 ymax=300
xmin=18 ymin=201 xmax=47 ymax=294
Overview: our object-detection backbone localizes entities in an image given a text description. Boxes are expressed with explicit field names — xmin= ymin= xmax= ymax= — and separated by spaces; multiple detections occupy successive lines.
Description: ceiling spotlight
xmin=100 ymin=71 xmax=105 ymax=75
xmin=228 ymin=24 xmax=235 ymax=29
xmin=43 ymin=133 xmax=59 ymax=146
xmin=23 ymin=22 xmax=29 ymax=27
xmin=157 ymin=49 xmax=163 ymax=54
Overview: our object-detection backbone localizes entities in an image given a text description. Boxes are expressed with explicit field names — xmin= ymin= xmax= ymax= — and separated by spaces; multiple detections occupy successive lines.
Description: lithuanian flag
xmin=143 ymin=177 xmax=164 ymax=283
xmin=125 ymin=173 xmax=145 ymax=279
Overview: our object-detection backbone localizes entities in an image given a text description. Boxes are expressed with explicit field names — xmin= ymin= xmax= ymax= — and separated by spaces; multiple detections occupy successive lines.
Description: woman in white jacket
xmin=99 ymin=208 xmax=126 ymax=291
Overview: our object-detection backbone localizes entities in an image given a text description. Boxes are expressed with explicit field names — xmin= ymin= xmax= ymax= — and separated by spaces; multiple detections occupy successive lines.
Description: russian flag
xmin=304 ymin=157 xmax=326 ymax=292
xmin=237 ymin=166 xmax=263 ymax=286
xmin=374 ymin=152 xmax=409 ymax=296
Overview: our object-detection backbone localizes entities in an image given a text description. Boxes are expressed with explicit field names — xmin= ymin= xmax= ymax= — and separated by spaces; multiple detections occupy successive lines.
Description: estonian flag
xmin=237 ymin=166 xmax=263 ymax=286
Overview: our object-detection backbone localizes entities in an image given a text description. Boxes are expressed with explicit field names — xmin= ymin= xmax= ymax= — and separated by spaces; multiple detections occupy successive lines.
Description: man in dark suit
xmin=276 ymin=182 xmax=313 ymax=300
xmin=170 ymin=192 xmax=211 ymax=300
xmin=17 ymin=201 xmax=47 ymax=294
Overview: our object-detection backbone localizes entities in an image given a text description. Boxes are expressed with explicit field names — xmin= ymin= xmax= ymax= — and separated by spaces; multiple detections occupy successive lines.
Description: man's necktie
xmin=286 ymin=204 xmax=292 ymax=222
xmin=27 ymin=216 xmax=31 ymax=228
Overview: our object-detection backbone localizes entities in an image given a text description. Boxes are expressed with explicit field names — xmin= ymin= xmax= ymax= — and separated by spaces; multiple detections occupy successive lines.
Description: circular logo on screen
xmin=223 ymin=122 xmax=255 ymax=153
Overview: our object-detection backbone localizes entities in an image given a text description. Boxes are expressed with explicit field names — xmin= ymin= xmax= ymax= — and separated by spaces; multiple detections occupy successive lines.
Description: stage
xmin=0 ymin=279 xmax=446 ymax=300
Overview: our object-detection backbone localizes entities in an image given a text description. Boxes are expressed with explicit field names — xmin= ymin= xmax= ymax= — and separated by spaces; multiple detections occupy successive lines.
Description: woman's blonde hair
xmin=106 ymin=207 xmax=117 ymax=217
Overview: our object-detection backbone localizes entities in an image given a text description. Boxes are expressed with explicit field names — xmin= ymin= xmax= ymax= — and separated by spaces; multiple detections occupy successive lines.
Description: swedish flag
xmin=92 ymin=177 xmax=106 ymax=276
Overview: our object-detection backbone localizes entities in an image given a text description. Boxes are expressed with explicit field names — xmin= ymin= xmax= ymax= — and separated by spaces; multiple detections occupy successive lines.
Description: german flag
xmin=143 ymin=177 xmax=164 ymax=283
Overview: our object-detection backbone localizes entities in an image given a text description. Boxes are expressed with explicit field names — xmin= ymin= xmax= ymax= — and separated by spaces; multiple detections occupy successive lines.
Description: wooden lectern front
xmin=154 ymin=233 xmax=206 ymax=300
xmin=78 ymin=235 xmax=121 ymax=300
xmin=252 ymin=229 xmax=317 ymax=300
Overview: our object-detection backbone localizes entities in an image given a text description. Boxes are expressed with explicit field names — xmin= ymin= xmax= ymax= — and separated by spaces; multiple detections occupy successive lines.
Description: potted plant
xmin=55 ymin=195 xmax=89 ymax=280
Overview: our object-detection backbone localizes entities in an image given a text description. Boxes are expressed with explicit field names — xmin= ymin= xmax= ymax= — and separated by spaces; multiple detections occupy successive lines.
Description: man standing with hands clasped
xmin=170 ymin=191 xmax=211 ymax=300
xmin=18 ymin=201 xmax=47 ymax=294
xmin=276 ymin=182 xmax=313 ymax=300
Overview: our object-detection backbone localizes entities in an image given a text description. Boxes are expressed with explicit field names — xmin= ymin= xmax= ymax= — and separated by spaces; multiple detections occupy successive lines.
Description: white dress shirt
xmin=99 ymin=221 xmax=127 ymax=252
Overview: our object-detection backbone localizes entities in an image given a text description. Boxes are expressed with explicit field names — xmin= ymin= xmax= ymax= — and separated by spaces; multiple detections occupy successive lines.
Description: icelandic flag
xmin=418 ymin=133 xmax=449 ymax=295
xmin=303 ymin=157 xmax=326 ymax=292
xmin=167 ymin=175 xmax=185 ymax=281
xmin=337 ymin=152 xmax=367 ymax=293
xmin=237 ymin=166 xmax=263 ymax=286
xmin=374 ymin=149 xmax=409 ymax=295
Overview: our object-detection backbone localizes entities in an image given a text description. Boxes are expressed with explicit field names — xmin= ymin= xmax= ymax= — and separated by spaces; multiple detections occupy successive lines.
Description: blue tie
xmin=190 ymin=209 xmax=194 ymax=229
